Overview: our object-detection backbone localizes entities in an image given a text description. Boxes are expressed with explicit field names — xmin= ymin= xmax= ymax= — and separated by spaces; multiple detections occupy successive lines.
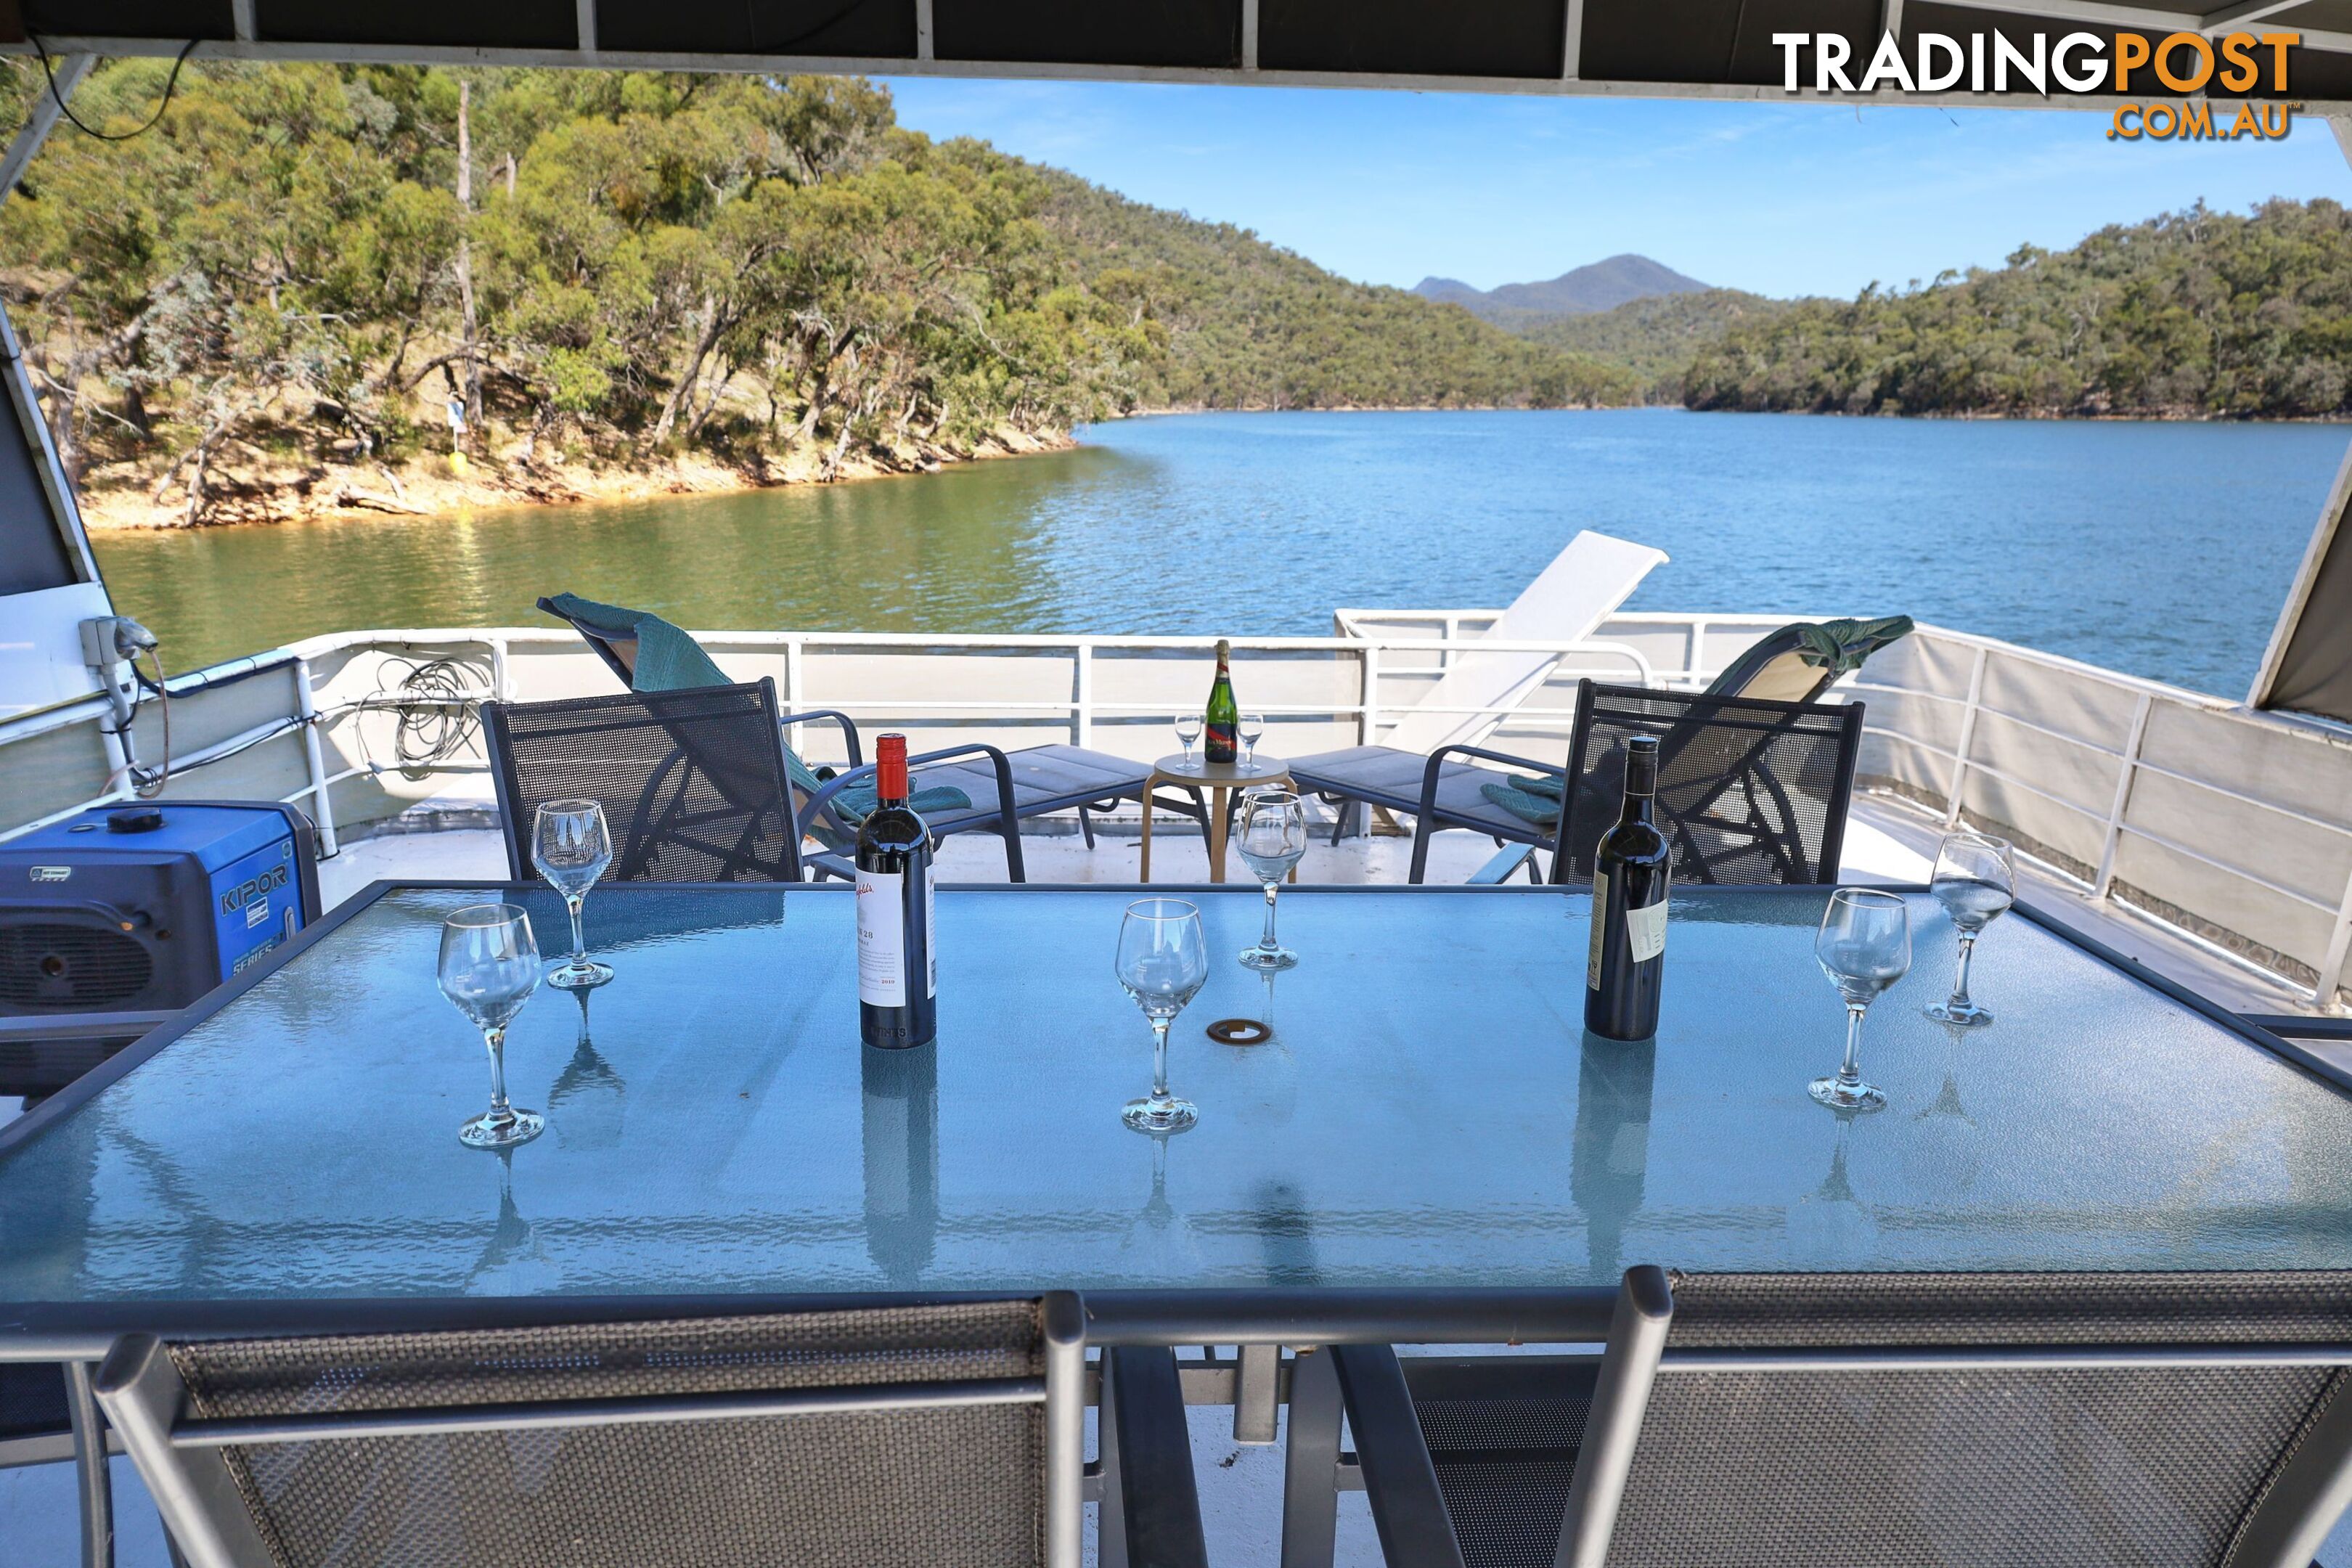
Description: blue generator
xmin=0 ymin=801 xmax=322 ymax=1022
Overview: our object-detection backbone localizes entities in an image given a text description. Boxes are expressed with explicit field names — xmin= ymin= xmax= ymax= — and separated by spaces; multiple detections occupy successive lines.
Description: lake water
xmin=89 ymin=409 xmax=2350 ymax=698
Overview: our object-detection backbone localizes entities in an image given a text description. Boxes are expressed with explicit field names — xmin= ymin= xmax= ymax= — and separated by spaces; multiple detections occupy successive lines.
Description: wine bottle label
xmin=857 ymin=870 xmax=907 ymax=1006
xmin=923 ymin=859 xmax=937 ymax=1000
xmin=1626 ymin=897 xmax=1669 ymax=964
xmin=1587 ymin=869 xmax=1607 ymax=991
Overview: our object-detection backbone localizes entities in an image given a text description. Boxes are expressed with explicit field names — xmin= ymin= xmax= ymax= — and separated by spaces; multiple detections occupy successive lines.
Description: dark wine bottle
xmin=1585 ymin=734 xmax=1670 ymax=1041
xmin=1204 ymin=638 xmax=1240 ymax=764
xmin=857 ymin=733 xmax=936 ymax=1049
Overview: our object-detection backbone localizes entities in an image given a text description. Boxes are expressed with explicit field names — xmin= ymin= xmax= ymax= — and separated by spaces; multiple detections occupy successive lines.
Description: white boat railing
xmin=1851 ymin=624 xmax=2352 ymax=1005
xmin=9 ymin=611 xmax=2352 ymax=1007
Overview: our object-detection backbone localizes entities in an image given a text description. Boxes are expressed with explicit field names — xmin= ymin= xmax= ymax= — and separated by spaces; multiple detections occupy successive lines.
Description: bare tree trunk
xmin=685 ymin=356 xmax=734 ymax=439
xmin=454 ymin=81 xmax=481 ymax=444
xmin=650 ymin=297 xmax=728 ymax=445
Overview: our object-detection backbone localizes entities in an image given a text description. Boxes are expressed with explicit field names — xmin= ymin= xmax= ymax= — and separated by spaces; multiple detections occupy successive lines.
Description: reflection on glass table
xmin=7 ymin=882 xmax=2352 ymax=1310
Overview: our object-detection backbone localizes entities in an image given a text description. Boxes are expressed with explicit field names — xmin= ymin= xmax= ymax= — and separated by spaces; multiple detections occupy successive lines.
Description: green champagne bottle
xmin=1204 ymin=639 xmax=1239 ymax=764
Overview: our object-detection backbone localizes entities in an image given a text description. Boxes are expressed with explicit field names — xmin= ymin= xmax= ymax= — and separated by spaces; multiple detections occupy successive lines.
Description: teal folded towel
xmin=1481 ymin=780 xmax=1562 ymax=828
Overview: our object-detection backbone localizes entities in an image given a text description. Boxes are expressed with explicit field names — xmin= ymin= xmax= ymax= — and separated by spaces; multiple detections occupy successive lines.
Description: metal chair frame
xmin=1409 ymin=680 xmax=1866 ymax=886
xmin=96 ymin=1293 xmax=1090 ymax=1568
xmin=542 ymin=597 xmax=1148 ymax=882
xmin=1323 ymin=1267 xmax=2352 ymax=1568
xmin=485 ymin=679 xmax=804 ymax=883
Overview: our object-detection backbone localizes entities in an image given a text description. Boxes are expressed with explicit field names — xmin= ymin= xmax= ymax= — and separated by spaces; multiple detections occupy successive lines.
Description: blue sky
xmin=881 ymin=78 xmax=2352 ymax=300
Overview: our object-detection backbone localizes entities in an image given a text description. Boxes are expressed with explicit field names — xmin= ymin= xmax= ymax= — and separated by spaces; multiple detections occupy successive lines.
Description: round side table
xmin=1138 ymin=753 xmax=1295 ymax=883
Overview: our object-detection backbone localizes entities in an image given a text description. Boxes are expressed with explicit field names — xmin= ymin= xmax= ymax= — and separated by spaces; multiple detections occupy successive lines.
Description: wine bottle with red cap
xmin=857 ymin=733 xmax=936 ymax=1049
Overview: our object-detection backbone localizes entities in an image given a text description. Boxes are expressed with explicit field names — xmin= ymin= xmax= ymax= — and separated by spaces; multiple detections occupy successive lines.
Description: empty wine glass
xmin=534 ymin=799 xmax=613 ymax=991
xmin=1236 ymin=790 xmax=1307 ymax=971
xmin=1174 ymin=714 xmax=1203 ymax=771
xmin=1116 ymin=899 xmax=1209 ymax=1132
xmin=1240 ymin=712 xmax=1266 ymax=767
xmin=438 ymin=905 xmax=545 ymax=1149
xmin=1924 ymin=830 xmax=2016 ymax=1027
xmin=1810 ymin=889 xmax=1911 ymax=1113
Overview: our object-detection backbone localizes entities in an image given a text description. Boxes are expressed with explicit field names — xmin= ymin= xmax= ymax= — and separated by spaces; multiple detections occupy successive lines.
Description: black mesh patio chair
xmin=1406 ymin=679 xmax=1866 ymax=886
xmin=97 ymin=1297 xmax=1108 ymax=1568
xmin=1330 ymin=1267 xmax=2352 ymax=1568
xmin=1287 ymin=618 xmax=1902 ymax=881
xmin=484 ymin=679 xmax=804 ymax=883
xmin=539 ymin=593 xmax=1160 ymax=881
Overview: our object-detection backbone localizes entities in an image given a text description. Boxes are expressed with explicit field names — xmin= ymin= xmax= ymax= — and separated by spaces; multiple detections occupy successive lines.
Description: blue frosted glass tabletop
xmin=4 ymin=882 xmax=2351 ymax=1317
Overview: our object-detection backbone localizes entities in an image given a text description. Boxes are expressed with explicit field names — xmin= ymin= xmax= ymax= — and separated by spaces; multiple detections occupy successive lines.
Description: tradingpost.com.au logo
xmin=1771 ymin=29 xmax=2301 ymax=141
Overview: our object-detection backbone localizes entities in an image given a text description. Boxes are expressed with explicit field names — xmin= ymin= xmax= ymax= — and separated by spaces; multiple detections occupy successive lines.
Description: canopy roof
xmin=7 ymin=1 xmax=2346 ymax=110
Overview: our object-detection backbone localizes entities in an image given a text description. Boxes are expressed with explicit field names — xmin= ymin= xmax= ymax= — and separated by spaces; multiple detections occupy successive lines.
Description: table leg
xmin=1206 ymin=785 xmax=1230 ymax=883
xmin=1140 ymin=782 xmax=1156 ymax=883
xmin=1280 ymin=1347 xmax=1341 ymax=1568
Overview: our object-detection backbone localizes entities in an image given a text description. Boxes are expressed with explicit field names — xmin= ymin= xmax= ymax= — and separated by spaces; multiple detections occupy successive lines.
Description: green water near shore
xmin=89 ymin=409 xmax=2349 ymax=698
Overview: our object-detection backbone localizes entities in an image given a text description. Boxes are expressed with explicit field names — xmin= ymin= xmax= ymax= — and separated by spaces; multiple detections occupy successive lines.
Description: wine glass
xmin=1239 ymin=712 xmax=1266 ymax=767
xmin=438 ymin=905 xmax=545 ymax=1149
xmin=534 ymin=799 xmax=614 ymax=991
xmin=1924 ymin=830 xmax=2016 ymax=1027
xmin=1810 ymin=889 xmax=1911 ymax=1112
xmin=1236 ymin=790 xmax=1307 ymax=971
xmin=1174 ymin=714 xmax=1203 ymax=771
xmin=1115 ymin=899 xmax=1209 ymax=1132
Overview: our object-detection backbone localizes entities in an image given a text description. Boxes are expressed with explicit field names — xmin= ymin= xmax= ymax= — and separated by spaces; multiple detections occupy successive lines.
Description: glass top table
xmin=4 ymin=882 xmax=2352 ymax=1330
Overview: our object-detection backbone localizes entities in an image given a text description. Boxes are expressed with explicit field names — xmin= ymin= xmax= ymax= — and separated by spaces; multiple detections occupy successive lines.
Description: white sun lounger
xmin=1287 ymin=530 xmax=1667 ymax=836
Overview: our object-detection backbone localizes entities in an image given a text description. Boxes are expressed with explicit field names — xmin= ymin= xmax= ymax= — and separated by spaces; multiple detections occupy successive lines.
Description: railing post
xmin=2092 ymin=691 xmax=2152 ymax=899
xmin=291 ymin=656 xmax=340 ymax=859
xmin=1944 ymin=645 xmax=1988 ymax=829
xmin=1359 ymin=644 xmax=1382 ymax=746
xmin=1688 ymin=618 xmax=1710 ymax=687
xmin=488 ymin=635 xmax=512 ymax=703
xmin=2317 ymin=864 xmax=2352 ymax=1008
xmin=1074 ymin=642 xmax=1093 ymax=748
xmin=1441 ymin=616 xmax=1457 ymax=671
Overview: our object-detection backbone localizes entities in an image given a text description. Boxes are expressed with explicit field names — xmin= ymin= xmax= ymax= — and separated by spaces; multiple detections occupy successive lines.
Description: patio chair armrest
xmin=1469 ymin=844 xmax=1540 ymax=885
xmin=796 ymin=745 xmax=1021 ymax=849
xmin=776 ymin=709 xmax=864 ymax=767
xmin=796 ymin=764 xmax=875 ymax=843
xmin=1330 ymin=1345 xmax=1470 ymax=1568
xmin=1416 ymin=742 xmax=1566 ymax=817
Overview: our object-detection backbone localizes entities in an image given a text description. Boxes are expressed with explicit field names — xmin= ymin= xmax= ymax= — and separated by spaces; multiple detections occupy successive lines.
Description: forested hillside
xmin=1522 ymin=289 xmax=1794 ymax=402
xmin=0 ymin=60 xmax=1631 ymax=526
xmin=1681 ymin=200 xmax=2352 ymax=418
xmin=1038 ymin=171 xmax=1633 ymax=410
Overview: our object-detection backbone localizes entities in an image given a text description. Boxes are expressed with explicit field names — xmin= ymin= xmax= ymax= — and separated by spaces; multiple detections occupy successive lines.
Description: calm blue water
xmin=94 ymin=409 xmax=2347 ymax=698
xmin=1072 ymin=410 xmax=2344 ymax=698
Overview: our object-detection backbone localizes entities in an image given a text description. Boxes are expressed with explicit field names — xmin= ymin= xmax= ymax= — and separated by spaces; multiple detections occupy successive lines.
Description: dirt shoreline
xmin=75 ymin=425 xmax=1080 ymax=531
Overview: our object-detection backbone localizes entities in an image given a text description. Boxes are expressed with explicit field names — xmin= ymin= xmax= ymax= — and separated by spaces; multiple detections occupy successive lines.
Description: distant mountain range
xmin=1414 ymin=255 xmax=1712 ymax=323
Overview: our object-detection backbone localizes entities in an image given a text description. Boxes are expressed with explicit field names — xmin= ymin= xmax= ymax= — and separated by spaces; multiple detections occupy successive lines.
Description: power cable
xmin=30 ymin=33 xmax=202 ymax=142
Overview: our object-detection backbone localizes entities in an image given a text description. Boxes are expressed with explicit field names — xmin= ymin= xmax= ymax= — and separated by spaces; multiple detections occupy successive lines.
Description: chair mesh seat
xmin=1410 ymin=1376 xmax=1594 ymax=1568
xmin=1601 ymin=1273 xmax=2352 ymax=1568
xmin=168 ymin=1301 xmax=1045 ymax=1568
xmin=487 ymin=680 xmax=799 ymax=883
